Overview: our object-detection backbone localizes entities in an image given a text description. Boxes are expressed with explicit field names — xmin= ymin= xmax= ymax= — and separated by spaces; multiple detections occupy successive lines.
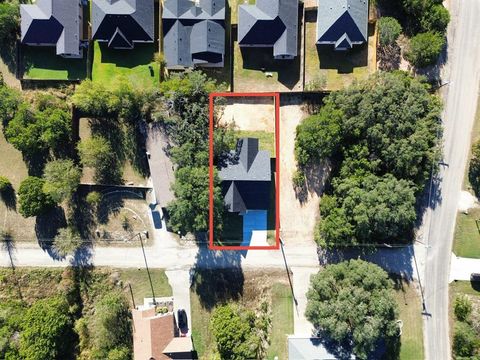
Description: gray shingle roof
xmin=21 ymin=0 xmax=82 ymax=57
xmin=238 ymin=0 xmax=298 ymax=58
xmin=288 ymin=337 xmax=356 ymax=360
xmin=163 ymin=0 xmax=225 ymax=68
xmin=219 ymin=138 xmax=271 ymax=182
xmin=92 ymin=0 xmax=154 ymax=47
xmin=316 ymin=0 xmax=368 ymax=49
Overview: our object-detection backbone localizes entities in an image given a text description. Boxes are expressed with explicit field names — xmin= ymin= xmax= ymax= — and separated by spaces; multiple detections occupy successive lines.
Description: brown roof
xmin=132 ymin=308 xmax=175 ymax=360
xmin=163 ymin=337 xmax=194 ymax=354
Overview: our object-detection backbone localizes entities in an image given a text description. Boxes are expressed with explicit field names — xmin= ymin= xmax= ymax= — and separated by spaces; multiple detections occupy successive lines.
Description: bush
xmin=454 ymin=295 xmax=473 ymax=322
xmin=292 ymin=170 xmax=305 ymax=189
xmin=0 ymin=176 xmax=11 ymax=193
xmin=53 ymin=227 xmax=82 ymax=257
xmin=453 ymin=322 xmax=479 ymax=358
xmin=78 ymin=136 xmax=120 ymax=184
xmin=405 ymin=31 xmax=445 ymax=68
xmin=86 ymin=191 xmax=102 ymax=206
xmin=378 ymin=17 xmax=402 ymax=46
xmin=469 ymin=140 xmax=480 ymax=196
xmin=18 ymin=177 xmax=55 ymax=218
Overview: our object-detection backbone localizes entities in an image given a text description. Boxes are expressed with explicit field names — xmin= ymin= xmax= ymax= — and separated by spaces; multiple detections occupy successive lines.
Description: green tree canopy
xmin=43 ymin=159 xmax=81 ymax=202
xmin=305 ymin=260 xmax=399 ymax=359
xmin=72 ymin=80 xmax=121 ymax=118
xmin=168 ymin=166 xmax=224 ymax=234
xmin=77 ymin=136 xmax=120 ymax=184
xmin=295 ymin=104 xmax=343 ymax=167
xmin=468 ymin=140 xmax=480 ymax=196
xmin=0 ymin=82 xmax=21 ymax=126
xmin=401 ymin=0 xmax=449 ymax=34
xmin=0 ymin=2 xmax=19 ymax=43
xmin=405 ymin=31 xmax=446 ymax=68
xmin=318 ymin=174 xmax=417 ymax=246
xmin=19 ymin=297 xmax=74 ymax=360
xmin=0 ymin=175 xmax=11 ymax=193
xmin=210 ymin=304 xmax=259 ymax=360
xmin=18 ymin=177 xmax=55 ymax=218
xmin=378 ymin=17 xmax=402 ymax=46
xmin=53 ymin=227 xmax=82 ymax=257
xmin=453 ymin=322 xmax=479 ymax=358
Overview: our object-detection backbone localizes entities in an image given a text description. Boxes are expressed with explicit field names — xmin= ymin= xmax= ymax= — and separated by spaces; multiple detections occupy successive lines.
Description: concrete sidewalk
xmin=449 ymin=254 xmax=480 ymax=282
xmin=166 ymin=270 xmax=192 ymax=336
xmin=291 ymin=267 xmax=319 ymax=336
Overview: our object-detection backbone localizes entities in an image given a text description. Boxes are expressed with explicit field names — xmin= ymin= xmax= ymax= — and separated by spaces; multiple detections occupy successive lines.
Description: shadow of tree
xmin=191 ymin=244 xmax=244 ymax=310
xmin=35 ymin=206 xmax=67 ymax=260
xmin=124 ymin=121 xmax=150 ymax=178
xmin=0 ymin=185 xmax=16 ymax=210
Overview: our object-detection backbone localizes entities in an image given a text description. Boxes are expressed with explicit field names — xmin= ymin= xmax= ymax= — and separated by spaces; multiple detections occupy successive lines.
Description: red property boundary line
xmin=209 ymin=92 xmax=280 ymax=250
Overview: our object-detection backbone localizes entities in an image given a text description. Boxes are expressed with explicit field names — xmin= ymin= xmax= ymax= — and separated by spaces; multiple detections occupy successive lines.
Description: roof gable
xmin=316 ymin=0 xmax=368 ymax=45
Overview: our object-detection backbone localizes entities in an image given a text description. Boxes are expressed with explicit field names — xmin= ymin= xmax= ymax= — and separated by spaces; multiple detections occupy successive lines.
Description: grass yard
xmin=453 ymin=209 xmax=480 ymax=258
xmin=92 ymin=42 xmax=159 ymax=89
xmin=118 ymin=268 xmax=172 ymax=306
xmin=191 ymin=270 xmax=292 ymax=360
xmin=22 ymin=46 xmax=87 ymax=80
xmin=235 ymin=130 xmax=275 ymax=157
xmin=393 ymin=278 xmax=424 ymax=360
xmin=304 ymin=12 xmax=376 ymax=91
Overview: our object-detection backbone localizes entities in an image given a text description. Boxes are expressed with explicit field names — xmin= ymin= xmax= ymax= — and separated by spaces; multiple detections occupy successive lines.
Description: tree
xmin=78 ymin=136 xmax=120 ymax=184
xmin=72 ymin=80 xmax=121 ymax=118
xmin=19 ymin=297 xmax=74 ymax=360
xmin=167 ymin=166 xmax=224 ymax=234
xmin=43 ymin=159 xmax=81 ymax=202
xmin=18 ymin=177 xmax=55 ymax=218
xmin=210 ymin=304 xmax=259 ymax=360
xmin=453 ymin=322 xmax=479 ymax=358
xmin=405 ymin=31 xmax=445 ymax=68
xmin=468 ymin=140 xmax=480 ymax=196
xmin=378 ymin=17 xmax=402 ymax=46
xmin=401 ymin=0 xmax=450 ymax=35
xmin=454 ymin=295 xmax=473 ymax=322
xmin=295 ymin=104 xmax=343 ymax=167
xmin=0 ymin=83 xmax=21 ymax=126
xmin=91 ymin=292 xmax=132 ymax=358
xmin=305 ymin=260 xmax=399 ymax=359
xmin=53 ymin=227 xmax=82 ymax=257
xmin=0 ymin=3 xmax=19 ymax=43
xmin=420 ymin=4 xmax=450 ymax=33
xmin=318 ymin=174 xmax=417 ymax=246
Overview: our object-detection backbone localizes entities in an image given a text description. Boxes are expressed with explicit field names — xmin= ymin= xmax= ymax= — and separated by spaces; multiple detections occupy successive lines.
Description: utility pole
xmin=138 ymin=233 xmax=156 ymax=305
xmin=279 ymin=237 xmax=298 ymax=308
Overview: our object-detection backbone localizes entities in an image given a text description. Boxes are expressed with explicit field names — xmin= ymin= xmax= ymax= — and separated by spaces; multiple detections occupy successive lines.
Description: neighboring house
xmin=288 ymin=337 xmax=357 ymax=359
xmin=238 ymin=0 xmax=299 ymax=60
xmin=162 ymin=0 xmax=226 ymax=69
xmin=316 ymin=0 xmax=368 ymax=51
xmin=20 ymin=0 xmax=85 ymax=58
xmin=132 ymin=298 xmax=194 ymax=360
xmin=92 ymin=0 xmax=154 ymax=50
xmin=219 ymin=138 xmax=271 ymax=213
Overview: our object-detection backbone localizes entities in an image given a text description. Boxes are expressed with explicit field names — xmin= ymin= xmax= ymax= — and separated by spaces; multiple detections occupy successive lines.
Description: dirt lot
xmin=279 ymin=101 xmax=323 ymax=245
xmin=219 ymin=97 xmax=275 ymax=132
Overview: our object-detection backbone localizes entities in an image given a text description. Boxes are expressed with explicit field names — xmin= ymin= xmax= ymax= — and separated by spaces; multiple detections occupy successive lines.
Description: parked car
xmin=177 ymin=309 xmax=188 ymax=336
xmin=470 ymin=273 xmax=480 ymax=282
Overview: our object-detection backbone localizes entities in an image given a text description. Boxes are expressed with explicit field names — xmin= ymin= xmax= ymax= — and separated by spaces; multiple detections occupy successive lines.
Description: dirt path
xmin=0 ymin=58 xmax=20 ymax=89
xmin=279 ymin=103 xmax=321 ymax=245
xmin=219 ymin=97 xmax=275 ymax=132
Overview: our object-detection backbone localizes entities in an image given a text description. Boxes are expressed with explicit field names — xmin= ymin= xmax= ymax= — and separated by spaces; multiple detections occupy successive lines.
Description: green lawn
xmin=22 ymin=46 xmax=87 ymax=80
xmin=92 ymin=42 xmax=159 ymax=89
xmin=304 ymin=14 xmax=376 ymax=91
xmin=453 ymin=209 xmax=480 ymax=258
xmin=267 ymin=283 xmax=294 ymax=360
xmin=235 ymin=130 xmax=275 ymax=157
xmin=393 ymin=279 xmax=424 ymax=360
xmin=118 ymin=269 xmax=172 ymax=306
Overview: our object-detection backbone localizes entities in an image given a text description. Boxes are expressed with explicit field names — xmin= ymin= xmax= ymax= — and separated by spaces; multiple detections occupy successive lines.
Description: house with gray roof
xmin=20 ymin=0 xmax=85 ymax=58
xmin=316 ymin=0 xmax=368 ymax=51
xmin=238 ymin=0 xmax=299 ymax=59
xmin=92 ymin=0 xmax=154 ymax=50
xmin=162 ymin=0 xmax=225 ymax=69
xmin=219 ymin=138 xmax=271 ymax=213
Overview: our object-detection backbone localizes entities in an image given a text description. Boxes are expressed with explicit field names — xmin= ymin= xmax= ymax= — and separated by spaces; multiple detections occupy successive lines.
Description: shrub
xmin=292 ymin=170 xmax=306 ymax=189
xmin=86 ymin=191 xmax=102 ymax=206
xmin=53 ymin=227 xmax=82 ymax=257
xmin=0 ymin=176 xmax=11 ymax=193
xmin=378 ymin=17 xmax=402 ymax=46
xmin=454 ymin=295 xmax=473 ymax=322
xmin=453 ymin=322 xmax=479 ymax=358
xmin=405 ymin=31 xmax=445 ymax=68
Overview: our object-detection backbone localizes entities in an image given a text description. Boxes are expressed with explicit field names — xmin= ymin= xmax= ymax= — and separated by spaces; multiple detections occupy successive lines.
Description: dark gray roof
xmin=238 ymin=0 xmax=298 ymax=58
xmin=163 ymin=0 xmax=225 ymax=68
xmin=316 ymin=0 xmax=368 ymax=49
xmin=289 ymin=337 xmax=356 ymax=360
xmin=21 ymin=0 xmax=82 ymax=56
xmin=218 ymin=138 xmax=271 ymax=182
xmin=92 ymin=0 xmax=154 ymax=48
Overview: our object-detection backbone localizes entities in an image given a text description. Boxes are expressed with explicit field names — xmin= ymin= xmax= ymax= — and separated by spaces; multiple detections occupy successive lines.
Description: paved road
xmin=420 ymin=1 xmax=480 ymax=359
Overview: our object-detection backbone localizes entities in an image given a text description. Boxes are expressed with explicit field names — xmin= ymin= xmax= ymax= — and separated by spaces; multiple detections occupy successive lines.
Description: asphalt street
xmin=420 ymin=1 xmax=480 ymax=359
